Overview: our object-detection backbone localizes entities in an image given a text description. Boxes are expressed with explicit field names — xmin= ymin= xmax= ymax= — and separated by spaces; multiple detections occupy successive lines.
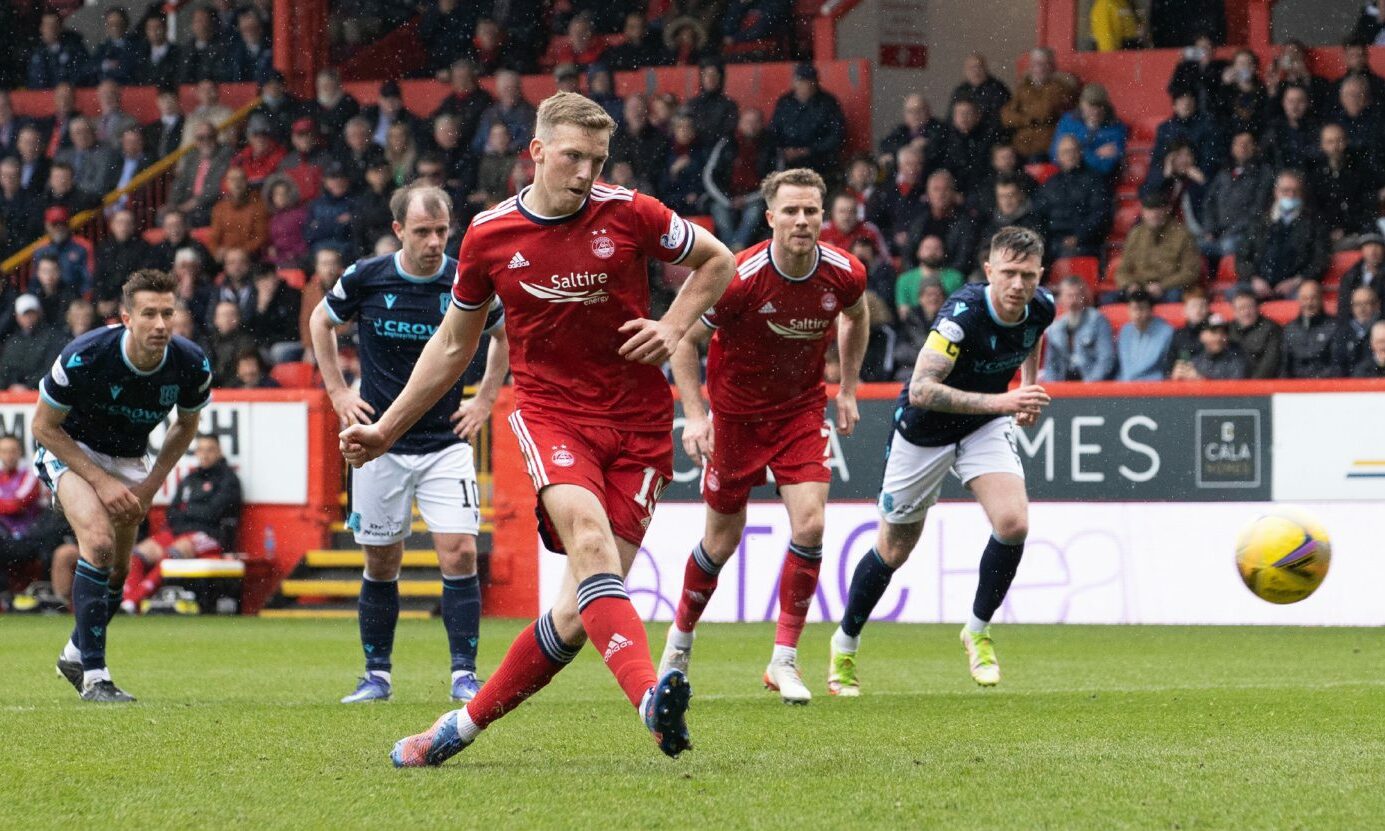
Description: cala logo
xmin=520 ymin=272 xmax=610 ymax=305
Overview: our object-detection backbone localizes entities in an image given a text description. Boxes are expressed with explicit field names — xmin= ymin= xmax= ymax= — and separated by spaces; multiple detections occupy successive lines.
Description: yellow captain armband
xmin=924 ymin=330 xmax=960 ymax=360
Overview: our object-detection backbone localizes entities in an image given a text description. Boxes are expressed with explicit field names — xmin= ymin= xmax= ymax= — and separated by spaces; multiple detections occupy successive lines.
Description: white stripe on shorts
xmin=508 ymin=410 xmax=550 ymax=488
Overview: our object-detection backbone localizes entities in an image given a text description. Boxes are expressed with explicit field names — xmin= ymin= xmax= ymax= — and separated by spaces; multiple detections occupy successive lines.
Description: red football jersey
xmin=702 ymin=240 xmax=866 ymax=422
xmin=452 ymin=184 xmax=697 ymax=431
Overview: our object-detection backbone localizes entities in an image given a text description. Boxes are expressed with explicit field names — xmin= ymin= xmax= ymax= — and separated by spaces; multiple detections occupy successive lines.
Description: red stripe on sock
xmin=580 ymin=596 xmax=657 ymax=708
xmin=464 ymin=621 xmax=568 ymax=729
xmin=774 ymin=551 xmax=822 ymax=648
xmin=673 ymin=554 xmax=720 ymax=633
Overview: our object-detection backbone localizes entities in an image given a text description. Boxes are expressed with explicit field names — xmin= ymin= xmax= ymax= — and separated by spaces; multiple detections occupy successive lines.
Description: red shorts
xmin=508 ymin=409 xmax=673 ymax=549
xmin=702 ymin=409 xmax=832 ymax=515
xmin=151 ymin=529 xmax=224 ymax=558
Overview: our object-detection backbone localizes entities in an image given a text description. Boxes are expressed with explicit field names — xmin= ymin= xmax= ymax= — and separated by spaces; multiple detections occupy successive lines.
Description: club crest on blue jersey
xmin=439 ymin=293 xmax=450 ymax=315
xmin=160 ymin=385 xmax=179 ymax=406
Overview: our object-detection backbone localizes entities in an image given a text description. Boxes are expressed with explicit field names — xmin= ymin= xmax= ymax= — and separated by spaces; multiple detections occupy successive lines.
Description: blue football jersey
xmin=39 ymin=325 xmax=212 ymax=458
xmin=324 ymin=252 xmax=504 ymax=455
xmin=894 ymin=282 xmax=1055 ymax=447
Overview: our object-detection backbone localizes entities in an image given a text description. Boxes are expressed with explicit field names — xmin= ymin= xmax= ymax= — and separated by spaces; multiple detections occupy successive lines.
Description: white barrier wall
xmin=540 ymin=501 xmax=1385 ymax=626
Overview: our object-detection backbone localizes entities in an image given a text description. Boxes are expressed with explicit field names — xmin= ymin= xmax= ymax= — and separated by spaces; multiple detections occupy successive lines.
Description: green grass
xmin=2 ymin=617 xmax=1383 ymax=830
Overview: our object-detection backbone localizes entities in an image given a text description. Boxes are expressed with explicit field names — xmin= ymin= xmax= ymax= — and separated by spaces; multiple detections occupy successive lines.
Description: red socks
xmin=465 ymin=613 xmax=578 ymax=729
xmin=673 ymin=543 xmax=722 ymax=634
xmin=577 ymin=573 xmax=656 ymax=708
xmin=774 ymin=544 xmax=823 ymax=648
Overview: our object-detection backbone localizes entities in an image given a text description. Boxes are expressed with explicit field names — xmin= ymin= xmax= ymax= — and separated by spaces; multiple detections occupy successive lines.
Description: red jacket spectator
xmin=231 ymin=118 xmax=288 ymax=188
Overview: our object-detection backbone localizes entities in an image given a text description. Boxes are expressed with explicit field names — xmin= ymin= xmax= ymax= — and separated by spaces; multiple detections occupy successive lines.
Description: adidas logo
xmin=603 ymin=632 xmax=634 ymax=661
xmin=507 ymin=251 xmax=530 ymax=269
xmin=758 ymin=302 xmax=777 ymax=314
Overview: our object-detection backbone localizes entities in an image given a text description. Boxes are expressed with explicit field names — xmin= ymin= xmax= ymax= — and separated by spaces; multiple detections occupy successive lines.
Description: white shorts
xmin=877 ymin=417 xmax=1024 ymax=524
xmin=35 ymin=442 xmax=151 ymax=494
xmin=348 ymin=443 xmax=480 ymax=545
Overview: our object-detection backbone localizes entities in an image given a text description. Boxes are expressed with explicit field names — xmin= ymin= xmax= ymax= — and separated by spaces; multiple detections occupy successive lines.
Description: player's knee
xmin=563 ymin=518 xmax=613 ymax=564
xmin=437 ymin=539 xmax=478 ymax=575
xmin=83 ymin=533 xmax=117 ymax=566
xmin=362 ymin=547 xmax=403 ymax=581
xmin=993 ymin=516 xmax=1028 ymax=545
xmin=790 ymin=513 xmax=825 ymax=547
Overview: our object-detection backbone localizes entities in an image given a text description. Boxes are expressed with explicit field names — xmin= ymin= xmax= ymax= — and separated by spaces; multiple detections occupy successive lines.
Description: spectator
xmin=867 ymin=145 xmax=928 ymax=247
xmin=428 ymin=114 xmax=476 ymax=197
xmin=895 ymin=235 xmax=964 ymax=321
xmin=212 ymin=246 xmax=255 ymax=314
xmin=842 ymin=154 xmax=880 ymax=207
xmin=0 ymin=91 xmax=22 ymax=158
xmin=1042 ymin=276 xmax=1116 ymax=381
xmin=27 ymin=11 xmax=91 ymax=89
xmin=92 ymin=7 xmax=139 ymax=84
xmin=879 ymin=93 xmax=946 ymax=172
xmin=15 ymin=126 xmax=49 ymax=195
xmin=382 ymin=121 xmax=419 ymax=189
xmin=305 ymin=163 xmax=357 ymax=258
xmin=33 ymin=207 xmax=93 ymax=294
xmin=1338 ymin=42 xmax=1385 ymax=107
xmin=277 ymin=118 xmax=326 ymax=202
xmin=251 ymin=71 xmax=303 ymax=146
xmin=1167 ymin=33 xmax=1226 ymax=111
xmin=225 ymin=7 xmax=273 ymax=82
xmin=1308 ymin=123 xmax=1374 ymax=249
xmin=243 ymin=262 xmax=302 ymax=361
xmin=601 ymin=12 xmax=664 ymax=71
xmin=1172 ymin=313 xmax=1248 ymax=379
xmin=1265 ymin=41 xmax=1334 ymax=118
xmin=850 ymin=235 xmax=898 ymax=316
xmin=55 ymin=118 xmax=118 ymax=198
xmin=938 ymin=97 xmax=997 ymax=194
xmin=1214 ymin=49 xmax=1268 ymax=137
xmin=413 ymin=153 xmax=448 ymax=191
xmin=1201 ymin=131 xmax=1273 ymax=260
xmin=172 ymin=246 xmax=216 ymax=328
xmin=556 ymin=63 xmax=583 ymax=97
xmin=298 ymin=248 xmax=344 ymax=360
xmin=1116 ymin=290 xmax=1174 ymax=380
xmin=1333 ymin=285 xmax=1382 ymax=374
xmin=471 ymin=70 xmax=537 ymax=154
xmin=362 ymin=80 xmax=420 ymax=149
xmin=63 ymin=298 xmax=95 ymax=339
xmin=1337 ymin=233 xmax=1385 ymax=317
xmin=1280 ymin=279 xmax=1337 ymax=377
xmin=93 ymin=209 xmax=151 ymax=317
xmin=721 ymin=0 xmax=790 ymax=48
xmin=969 ymin=143 xmax=1038 ymax=216
xmin=265 ymin=175 xmax=310 ymax=269
xmin=1149 ymin=1 xmax=1225 ymax=49
xmin=977 ymin=173 xmax=1048 ymax=256
xmin=1352 ymin=319 xmax=1385 ymax=376
xmin=1000 ymin=47 xmax=1075 ymax=161
xmin=431 ymin=60 xmax=494 ymax=149
xmin=167 ymin=120 xmax=233 ymax=226
xmin=663 ymin=17 xmax=710 ymax=66
xmin=1170 ymin=286 xmax=1210 ymax=361
xmin=309 ymin=68 xmax=360 ymax=142
xmin=180 ymin=5 xmax=228 ymax=83
xmin=820 ymin=192 xmax=890 ymax=263
xmin=544 ymin=13 xmax=605 ymax=70
xmin=123 ymin=433 xmax=243 ymax=611
xmin=149 ymin=210 xmax=212 ymax=273
xmin=207 ymin=300 xmax=257 ymax=385
xmin=1115 ymin=190 xmax=1202 ymax=301
xmin=1152 ymin=89 xmax=1223 ymax=175
xmin=0 ymin=295 xmax=62 ymax=390
xmin=660 ymin=115 xmax=707 ymax=213
xmin=1050 ymin=83 xmax=1127 ymax=179
xmin=419 ymin=0 xmax=480 ymax=75
xmin=891 ymin=276 xmax=949 ymax=379
xmin=0 ymin=434 xmax=70 ymax=577
xmin=231 ymin=117 xmax=288 ymax=189
xmin=1036 ymin=134 xmax=1110 ymax=258
xmin=182 ymin=80 xmax=234 ymax=147
xmin=1090 ymin=0 xmax=1144 ymax=51
xmin=95 ymin=79 xmax=139 ymax=147
xmin=42 ymin=83 xmax=81 ymax=158
xmin=136 ymin=15 xmax=181 ymax=89
xmin=208 ymin=167 xmax=269 ymax=261
xmin=951 ymin=53 xmax=1011 ymax=129
xmin=703 ymin=109 xmax=773 ymax=251
xmin=335 ymin=117 xmax=386 ymax=189
xmin=1228 ymin=287 xmax=1284 ymax=378
xmin=904 ymin=169 xmax=982 ymax=272
xmin=0 ymin=158 xmax=40 ymax=245
xmin=231 ymin=348 xmax=280 ymax=388
xmin=145 ymin=87 xmax=186 ymax=160
xmin=40 ymin=162 xmax=100 ymax=230
xmin=686 ymin=59 xmax=739 ymax=148
xmin=770 ymin=63 xmax=846 ymax=177
xmin=110 ymin=127 xmax=153 ymax=209
xmin=469 ymin=18 xmax=514 ymax=76
xmin=1332 ymin=74 xmax=1380 ymax=155
xmin=471 ymin=123 xmax=518 ymax=208
xmin=611 ymin=95 xmax=670 ymax=192
xmin=1142 ymin=140 xmax=1208 ymax=232
xmin=649 ymin=92 xmax=680 ymax=134
xmin=353 ymin=161 xmax=395 ymax=254
xmin=31 ymin=254 xmax=78 ymax=324
xmin=1260 ymin=85 xmax=1317 ymax=171
xmin=1237 ymin=170 xmax=1330 ymax=299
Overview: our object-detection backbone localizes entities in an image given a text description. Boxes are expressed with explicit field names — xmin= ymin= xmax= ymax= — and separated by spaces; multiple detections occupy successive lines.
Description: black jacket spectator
xmin=27 ymin=23 xmax=91 ymax=89
xmin=1260 ymin=102 xmax=1318 ymax=171
xmin=94 ymin=234 xmax=152 ymax=306
xmin=179 ymin=38 xmax=228 ymax=83
xmin=951 ymin=70 xmax=1011 ymax=128
xmin=136 ymin=19 xmax=182 ymax=88
xmin=1281 ymin=311 xmax=1337 ymax=378
xmin=419 ymin=0 xmax=483 ymax=75
xmin=93 ymin=29 xmax=140 ymax=85
xmin=0 ymin=308 xmax=63 ymax=390
xmin=685 ymin=63 xmax=739 ymax=148
xmin=0 ymin=173 xmax=40 ymax=245
xmin=1336 ymin=257 xmax=1385 ymax=318
xmin=1306 ymin=145 xmax=1375 ymax=239
xmin=769 ymin=68 xmax=846 ymax=177
xmin=1333 ymin=315 xmax=1379 ymax=375
xmin=937 ymin=109 xmax=997 ymax=195
xmin=225 ymin=10 xmax=274 ymax=83
xmin=1230 ymin=315 xmax=1283 ymax=379
xmin=1354 ymin=351 xmax=1385 ymax=376
xmin=243 ymin=271 xmax=302 ymax=349
xmin=1191 ymin=344 xmax=1249 ymax=379
xmin=149 ymin=231 xmax=212 ymax=274
xmin=878 ymin=115 xmax=947 ymax=171
xmin=250 ymin=81 xmax=304 ymax=147
xmin=1167 ymin=55 xmax=1227 ymax=113
xmin=1203 ymin=158 xmax=1273 ymax=248
xmin=166 ymin=457 xmax=242 ymax=541
xmin=309 ymin=91 xmax=361 ymax=147
xmin=611 ymin=112 xmax=671 ymax=191
xmin=145 ymin=112 xmax=186 ymax=161
xmin=865 ymin=175 xmax=928 ymax=250
xmin=1036 ymin=162 xmax=1111 ymax=257
xmin=601 ymin=14 xmax=665 ymax=71
xmin=904 ymin=200 xmax=983 ymax=273
xmin=431 ymin=70 xmax=494 ymax=148
xmin=1236 ymin=209 xmax=1330 ymax=290
xmin=1152 ymin=100 xmax=1224 ymax=174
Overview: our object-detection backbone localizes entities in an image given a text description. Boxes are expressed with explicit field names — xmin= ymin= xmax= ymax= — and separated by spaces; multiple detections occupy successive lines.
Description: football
xmin=1235 ymin=509 xmax=1333 ymax=604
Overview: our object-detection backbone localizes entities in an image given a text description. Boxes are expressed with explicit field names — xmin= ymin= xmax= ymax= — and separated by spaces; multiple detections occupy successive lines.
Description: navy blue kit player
xmin=309 ymin=182 xmax=509 ymax=704
xmin=34 ymin=270 xmax=213 ymax=702
xmin=827 ymin=226 xmax=1055 ymax=695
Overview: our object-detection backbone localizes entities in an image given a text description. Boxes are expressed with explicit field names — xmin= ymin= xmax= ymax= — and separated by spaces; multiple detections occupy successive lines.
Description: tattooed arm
xmin=907 ymin=338 xmax=1051 ymax=416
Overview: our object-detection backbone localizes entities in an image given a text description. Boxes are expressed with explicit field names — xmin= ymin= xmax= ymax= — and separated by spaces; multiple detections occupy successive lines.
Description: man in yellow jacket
xmin=1115 ymin=189 xmax=1203 ymax=302
xmin=1090 ymin=0 xmax=1145 ymax=52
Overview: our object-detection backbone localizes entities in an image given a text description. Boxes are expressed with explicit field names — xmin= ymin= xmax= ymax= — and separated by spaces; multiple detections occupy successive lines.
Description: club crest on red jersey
xmin=591 ymin=235 xmax=616 ymax=259
xmin=821 ymin=293 xmax=839 ymax=312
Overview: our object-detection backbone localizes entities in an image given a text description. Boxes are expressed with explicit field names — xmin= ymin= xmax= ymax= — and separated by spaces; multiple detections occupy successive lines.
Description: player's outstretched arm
xmin=908 ymin=343 xmax=1050 ymax=416
xmin=619 ymin=229 xmax=735 ymax=365
xmin=31 ymin=400 xmax=141 ymax=522
xmin=835 ymin=297 xmax=870 ymax=436
xmin=309 ymin=301 xmax=374 ymax=427
xmin=1014 ymin=336 xmax=1047 ymax=428
xmin=342 ymin=304 xmax=488 ymax=466
xmin=453 ymin=324 xmax=510 ymax=441
xmin=670 ymin=321 xmax=714 ymax=460
xmin=135 ymin=409 xmax=202 ymax=513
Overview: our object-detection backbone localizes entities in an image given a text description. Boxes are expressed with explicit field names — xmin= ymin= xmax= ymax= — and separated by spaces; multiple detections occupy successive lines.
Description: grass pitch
xmin=2 ymin=617 xmax=1382 ymax=830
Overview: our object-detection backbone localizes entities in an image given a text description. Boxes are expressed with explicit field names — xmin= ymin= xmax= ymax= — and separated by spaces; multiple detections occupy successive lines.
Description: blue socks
xmin=358 ymin=576 xmax=399 ymax=673
xmin=973 ymin=536 xmax=1025 ymax=623
xmin=72 ymin=560 xmax=111 ymax=671
xmin=839 ymin=549 xmax=896 ymax=639
xmin=441 ymin=573 xmax=481 ymax=674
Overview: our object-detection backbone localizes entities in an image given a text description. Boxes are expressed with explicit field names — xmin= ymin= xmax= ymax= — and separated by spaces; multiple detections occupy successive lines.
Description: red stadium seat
xmin=1111 ymin=203 xmax=1142 ymax=242
xmin=1048 ymin=256 xmax=1099 ymax=293
xmin=189 ymin=226 xmax=213 ymax=246
xmin=1260 ymin=299 xmax=1299 ymax=325
xmin=1215 ymin=255 xmax=1238 ymax=289
xmin=1325 ymin=251 xmax=1361 ymax=287
xmin=1132 ymin=115 xmax=1162 ymax=143
xmin=1025 ymin=162 xmax=1059 ymax=185
xmin=269 ymin=361 xmax=317 ymax=388
xmin=1153 ymin=302 xmax=1186 ymax=328
xmin=142 ymin=228 xmax=166 ymax=245
xmin=1102 ymin=254 xmax=1123 ymax=290
xmin=1100 ymin=302 xmax=1130 ymax=331
xmin=687 ymin=215 xmax=716 ymax=233
xmin=279 ymin=268 xmax=306 ymax=290
xmin=1209 ymin=300 xmax=1233 ymax=320
xmin=1119 ymin=152 xmax=1150 ymax=188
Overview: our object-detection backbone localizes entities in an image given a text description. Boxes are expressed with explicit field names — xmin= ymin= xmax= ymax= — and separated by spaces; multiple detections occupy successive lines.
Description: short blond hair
xmin=760 ymin=168 xmax=827 ymax=208
xmin=535 ymin=91 xmax=616 ymax=139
